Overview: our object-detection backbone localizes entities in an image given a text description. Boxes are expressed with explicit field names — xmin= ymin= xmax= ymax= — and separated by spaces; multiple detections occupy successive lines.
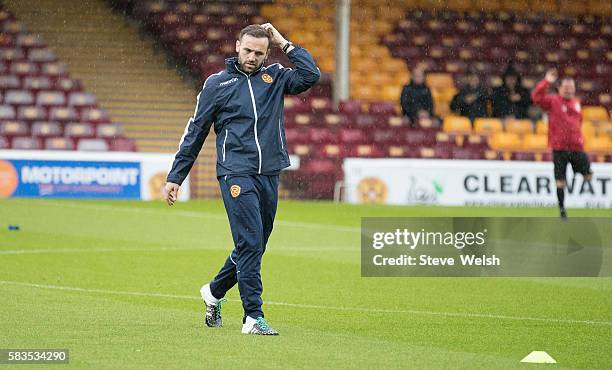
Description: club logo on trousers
xmin=262 ymin=73 xmax=273 ymax=83
xmin=230 ymin=185 xmax=241 ymax=198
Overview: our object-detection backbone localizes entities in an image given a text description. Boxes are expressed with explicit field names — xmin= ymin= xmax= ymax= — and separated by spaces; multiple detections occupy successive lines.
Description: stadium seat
xmin=77 ymin=138 xmax=109 ymax=151
xmin=489 ymin=132 xmax=521 ymax=151
xmin=0 ymin=120 xmax=28 ymax=136
xmin=11 ymin=136 xmax=41 ymax=150
xmin=64 ymin=122 xmax=95 ymax=139
xmin=0 ymin=105 xmax=16 ymax=120
xmin=522 ymin=134 xmax=548 ymax=152
xmin=36 ymin=91 xmax=66 ymax=107
xmin=109 ymin=138 xmax=136 ymax=151
xmin=474 ymin=118 xmax=503 ymax=135
xmin=505 ymin=119 xmax=533 ymax=135
xmin=32 ymin=121 xmax=62 ymax=138
xmin=96 ymin=123 xmax=122 ymax=138
xmin=45 ymin=137 xmax=75 ymax=150
xmin=443 ymin=116 xmax=472 ymax=134
xmin=5 ymin=90 xmax=34 ymax=106
xmin=18 ymin=106 xmax=47 ymax=121
xmin=535 ymin=121 xmax=548 ymax=135
xmin=585 ymin=136 xmax=611 ymax=153
xmin=49 ymin=107 xmax=78 ymax=122
xmin=582 ymin=106 xmax=609 ymax=122
xmin=0 ymin=135 xmax=8 ymax=149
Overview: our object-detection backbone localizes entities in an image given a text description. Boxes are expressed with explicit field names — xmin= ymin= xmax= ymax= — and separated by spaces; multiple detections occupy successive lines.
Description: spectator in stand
xmin=450 ymin=71 xmax=489 ymax=122
xmin=491 ymin=65 xmax=531 ymax=119
xmin=400 ymin=67 xmax=434 ymax=125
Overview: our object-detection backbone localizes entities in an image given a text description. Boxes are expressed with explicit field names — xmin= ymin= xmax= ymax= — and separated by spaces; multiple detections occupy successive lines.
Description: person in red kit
xmin=531 ymin=68 xmax=593 ymax=219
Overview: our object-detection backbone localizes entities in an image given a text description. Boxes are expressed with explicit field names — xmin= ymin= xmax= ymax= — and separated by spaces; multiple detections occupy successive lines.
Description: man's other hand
xmin=545 ymin=68 xmax=558 ymax=84
xmin=164 ymin=182 xmax=180 ymax=206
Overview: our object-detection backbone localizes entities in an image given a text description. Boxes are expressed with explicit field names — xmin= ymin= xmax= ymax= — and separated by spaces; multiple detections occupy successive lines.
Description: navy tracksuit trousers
xmin=209 ymin=174 xmax=279 ymax=321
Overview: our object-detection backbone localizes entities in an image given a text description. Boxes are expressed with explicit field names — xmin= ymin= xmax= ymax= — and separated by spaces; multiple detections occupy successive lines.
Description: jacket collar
xmin=225 ymin=57 xmax=264 ymax=76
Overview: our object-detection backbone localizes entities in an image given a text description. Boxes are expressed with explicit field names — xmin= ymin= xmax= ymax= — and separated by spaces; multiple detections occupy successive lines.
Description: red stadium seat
xmin=64 ymin=122 xmax=95 ymax=139
xmin=49 ymin=106 xmax=78 ymax=122
xmin=36 ymin=91 xmax=66 ymax=107
xmin=77 ymin=138 xmax=109 ymax=151
xmin=11 ymin=136 xmax=41 ymax=150
xmin=45 ymin=137 xmax=75 ymax=150
xmin=31 ymin=121 xmax=62 ymax=138
xmin=17 ymin=105 xmax=47 ymax=121
xmin=5 ymin=90 xmax=34 ymax=106
xmin=0 ymin=120 xmax=28 ymax=136
xmin=0 ymin=105 xmax=16 ymax=120
xmin=109 ymin=138 xmax=136 ymax=151
xmin=96 ymin=123 xmax=122 ymax=138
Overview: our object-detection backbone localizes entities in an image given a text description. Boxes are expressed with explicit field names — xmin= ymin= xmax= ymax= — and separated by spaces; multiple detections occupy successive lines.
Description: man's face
xmin=504 ymin=75 xmax=517 ymax=88
xmin=559 ymin=79 xmax=575 ymax=99
xmin=412 ymin=69 xmax=424 ymax=84
xmin=467 ymin=74 xmax=480 ymax=88
xmin=236 ymin=34 xmax=269 ymax=74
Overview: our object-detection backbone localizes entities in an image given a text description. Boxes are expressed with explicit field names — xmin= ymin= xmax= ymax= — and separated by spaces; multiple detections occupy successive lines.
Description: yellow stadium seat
xmin=382 ymin=85 xmax=403 ymax=101
xmin=582 ymin=121 xmax=596 ymax=138
xmin=352 ymin=84 xmax=378 ymax=101
xmin=505 ymin=119 xmax=534 ymax=135
xmin=585 ymin=136 xmax=611 ymax=152
xmin=489 ymin=132 xmax=522 ymax=151
xmin=385 ymin=59 xmax=407 ymax=74
xmin=536 ymin=120 xmax=548 ymax=135
xmin=582 ymin=106 xmax=609 ymax=122
xmin=426 ymin=73 xmax=455 ymax=90
xmin=596 ymin=122 xmax=612 ymax=136
xmin=474 ymin=118 xmax=503 ymax=135
xmin=443 ymin=116 xmax=472 ymax=134
xmin=523 ymin=134 xmax=548 ymax=152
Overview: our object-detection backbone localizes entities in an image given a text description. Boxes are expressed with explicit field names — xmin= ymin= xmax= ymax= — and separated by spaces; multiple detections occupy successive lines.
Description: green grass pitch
xmin=1 ymin=198 xmax=611 ymax=369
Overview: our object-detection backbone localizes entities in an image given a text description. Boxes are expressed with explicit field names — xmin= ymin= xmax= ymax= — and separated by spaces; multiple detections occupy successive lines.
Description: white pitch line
xmin=7 ymin=199 xmax=360 ymax=233
xmin=0 ymin=245 xmax=355 ymax=255
xmin=1 ymin=280 xmax=610 ymax=327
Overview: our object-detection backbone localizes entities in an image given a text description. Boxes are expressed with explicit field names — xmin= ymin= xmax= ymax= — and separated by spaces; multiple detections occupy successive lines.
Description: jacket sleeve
xmin=531 ymin=80 xmax=554 ymax=111
xmin=166 ymin=78 xmax=218 ymax=185
xmin=280 ymin=46 xmax=321 ymax=95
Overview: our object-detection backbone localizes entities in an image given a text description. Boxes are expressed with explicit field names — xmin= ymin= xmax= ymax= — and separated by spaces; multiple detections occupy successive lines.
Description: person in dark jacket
xmin=491 ymin=65 xmax=531 ymax=119
xmin=164 ymin=24 xmax=320 ymax=335
xmin=400 ymin=68 xmax=434 ymax=123
xmin=450 ymin=72 xmax=489 ymax=121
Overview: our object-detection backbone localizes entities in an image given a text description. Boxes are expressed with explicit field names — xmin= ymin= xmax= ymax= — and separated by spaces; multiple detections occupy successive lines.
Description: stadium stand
xmin=109 ymin=0 xmax=611 ymax=198
xmin=0 ymin=3 xmax=135 ymax=152
xmin=7 ymin=0 xmax=605 ymax=198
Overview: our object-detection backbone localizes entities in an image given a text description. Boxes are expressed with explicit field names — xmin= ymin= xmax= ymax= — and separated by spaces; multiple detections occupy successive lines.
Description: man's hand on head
xmin=261 ymin=23 xmax=288 ymax=49
xmin=164 ymin=182 xmax=180 ymax=206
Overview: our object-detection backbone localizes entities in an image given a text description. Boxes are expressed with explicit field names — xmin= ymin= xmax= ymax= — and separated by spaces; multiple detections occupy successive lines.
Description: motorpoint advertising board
xmin=0 ymin=150 xmax=189 ymax=201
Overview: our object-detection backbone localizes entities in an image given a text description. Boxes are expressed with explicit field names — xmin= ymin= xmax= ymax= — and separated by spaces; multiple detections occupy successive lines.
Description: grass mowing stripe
xmin=2 ymin=280 xmax=610 ymax=327
xmin=8 ymin=199 xmax=360 ymax=232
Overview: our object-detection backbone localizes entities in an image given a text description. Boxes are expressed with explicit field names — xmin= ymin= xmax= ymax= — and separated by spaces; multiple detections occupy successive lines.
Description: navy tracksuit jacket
xmin=167 ymin=46 xmax=320 ymax=320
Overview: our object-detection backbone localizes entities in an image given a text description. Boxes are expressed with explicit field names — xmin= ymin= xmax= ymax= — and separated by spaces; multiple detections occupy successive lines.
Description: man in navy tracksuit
xmin=164 ymin=23 xmax=319 ymax=335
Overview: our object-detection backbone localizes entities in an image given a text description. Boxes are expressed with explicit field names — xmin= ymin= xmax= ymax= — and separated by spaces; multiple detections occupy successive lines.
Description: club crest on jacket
xmin=262 ymin=73 xmax=273 ymax=83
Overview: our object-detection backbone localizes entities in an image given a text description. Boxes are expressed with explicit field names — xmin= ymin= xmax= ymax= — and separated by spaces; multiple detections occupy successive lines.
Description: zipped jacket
xmin=167 ymin=46 xmax=320 ymax=185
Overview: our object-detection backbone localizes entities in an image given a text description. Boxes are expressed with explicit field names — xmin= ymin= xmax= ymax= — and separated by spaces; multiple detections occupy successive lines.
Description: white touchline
xmin=1 ymin=280 xmax=610 ymax=327
xmin=7 ymin=200 xmax=359 ymax=233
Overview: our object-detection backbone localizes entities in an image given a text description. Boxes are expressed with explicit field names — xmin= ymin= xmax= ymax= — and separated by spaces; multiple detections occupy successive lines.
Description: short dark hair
xmin=239 ymin=24 xmax=270 ymax=43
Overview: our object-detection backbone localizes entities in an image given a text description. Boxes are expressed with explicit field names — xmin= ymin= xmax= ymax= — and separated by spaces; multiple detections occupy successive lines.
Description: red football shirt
xmin=531 ymin=80 xmax=584 ymax=151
